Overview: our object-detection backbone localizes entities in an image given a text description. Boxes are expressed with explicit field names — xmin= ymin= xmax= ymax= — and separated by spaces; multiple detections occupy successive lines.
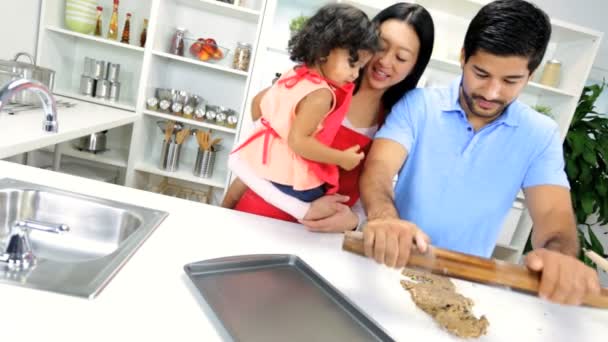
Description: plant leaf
xmin=588 ymin=227 xmax=606 ymax=256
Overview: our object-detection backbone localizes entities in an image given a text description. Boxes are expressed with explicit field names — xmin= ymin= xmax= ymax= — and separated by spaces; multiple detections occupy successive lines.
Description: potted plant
xmin=563 ymin=82 xmax=608 ymax=267
xmin=289 ymin=15 xmax=309 ymax=37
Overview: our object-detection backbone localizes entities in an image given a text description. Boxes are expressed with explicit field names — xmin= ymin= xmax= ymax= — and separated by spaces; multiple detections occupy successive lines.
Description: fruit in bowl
xmin=188 ymin=38 xmax=227 ymax=62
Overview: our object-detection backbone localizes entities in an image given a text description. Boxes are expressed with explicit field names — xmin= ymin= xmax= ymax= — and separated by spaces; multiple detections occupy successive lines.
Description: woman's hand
xmin=302 ymin=194 xmax=350 ymax=220
xmin=300 ymin=201 xmax=359 ymax=233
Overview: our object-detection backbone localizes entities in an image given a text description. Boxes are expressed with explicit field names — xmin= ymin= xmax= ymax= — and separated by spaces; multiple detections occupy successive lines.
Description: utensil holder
xmin=193 ymin=148 xmax=216 ymax=178
xmin=159 ymin=140 xmax=182 ymax=172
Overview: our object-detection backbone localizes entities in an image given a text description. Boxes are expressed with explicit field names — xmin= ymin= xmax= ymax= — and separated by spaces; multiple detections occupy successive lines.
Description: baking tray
xmin=184 ymin=254 xmax=394 ymax=342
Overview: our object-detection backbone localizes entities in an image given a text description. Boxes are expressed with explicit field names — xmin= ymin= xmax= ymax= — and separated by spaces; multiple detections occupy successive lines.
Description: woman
xmin=224 ymin=3 xmax=435 ymax=232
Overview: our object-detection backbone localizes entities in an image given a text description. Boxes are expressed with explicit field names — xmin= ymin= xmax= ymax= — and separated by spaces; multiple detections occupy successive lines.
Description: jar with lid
xmin=170 ymin=28 xmax=186 ymax=56
xmin=232 ymin=42 xmax=251 ymax=71
xmin=539 ymin=60 xmax=561 ymax=88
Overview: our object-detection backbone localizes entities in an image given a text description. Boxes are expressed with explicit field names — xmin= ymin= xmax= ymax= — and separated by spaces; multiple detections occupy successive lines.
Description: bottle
xmin=120 ymin=13 xmax=132 ymax=44
xmin=107 ymin=0 xmax=119 ymax=40
xmin=170 ymin=28 xmax=186 ymax=56
xmin=140 ymin=19 xmax=148 ymax=48
xmin=94 ymin=6 xmax=103 ymax=37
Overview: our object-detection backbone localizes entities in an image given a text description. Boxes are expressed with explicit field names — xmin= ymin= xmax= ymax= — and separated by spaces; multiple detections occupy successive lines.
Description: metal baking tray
xmin=184 ymin=254 xmax=394 ymax=342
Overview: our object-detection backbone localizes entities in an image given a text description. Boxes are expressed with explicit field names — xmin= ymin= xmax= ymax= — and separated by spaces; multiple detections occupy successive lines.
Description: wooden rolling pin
xmin=343 ymin=231 xmax=608 ymax=309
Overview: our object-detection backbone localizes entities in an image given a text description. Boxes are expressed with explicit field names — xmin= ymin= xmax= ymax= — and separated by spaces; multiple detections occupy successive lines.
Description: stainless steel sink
xmin=0 ymin=178 xmax=168 ymax=298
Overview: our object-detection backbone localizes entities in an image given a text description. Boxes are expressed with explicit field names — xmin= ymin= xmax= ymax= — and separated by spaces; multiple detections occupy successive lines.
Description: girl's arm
xmin=228 ymin=153 xmax=311 ymax=219
xmin=288 ymin=89 xmax=364 ymax=171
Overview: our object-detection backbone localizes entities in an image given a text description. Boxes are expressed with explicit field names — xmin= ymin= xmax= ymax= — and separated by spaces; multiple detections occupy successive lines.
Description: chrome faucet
xmin=0 ymin=78 xmax=58 ymax=132
xmin=1 ymin=219 xmax=70 ymax=270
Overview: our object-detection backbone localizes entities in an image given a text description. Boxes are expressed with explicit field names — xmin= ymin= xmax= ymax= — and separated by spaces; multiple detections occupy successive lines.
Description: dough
xmin=401 ymin=268 xmax=489 ymax=338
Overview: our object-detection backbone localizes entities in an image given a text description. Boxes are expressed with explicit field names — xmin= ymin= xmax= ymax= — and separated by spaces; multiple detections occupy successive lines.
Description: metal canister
xmin=95 ymin=79 xmax=111 ymax=99
xmin=109 ymin=82 xmax=121 ymax=102
xmin=80 ymin=75 xmax=96 ymax=96
xmin=92 ymin=60 xmax=106 ymax=80
xmin=227 ymin=114 xmax=238 ymax=128
xmin=106 ymin=63 xmax=121 ymax=82
xmin=146 ymin=97 xmax=159 ymax=110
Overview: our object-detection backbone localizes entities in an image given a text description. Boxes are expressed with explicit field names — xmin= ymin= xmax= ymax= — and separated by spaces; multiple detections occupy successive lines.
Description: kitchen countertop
xmin=0 ymin=97 xmax=138 ymax=159
xmin=0 ymin=160 xmax=606 ymax=342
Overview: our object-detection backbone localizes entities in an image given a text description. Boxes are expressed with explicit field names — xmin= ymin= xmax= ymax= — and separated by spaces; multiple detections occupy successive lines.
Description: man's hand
xmin=525 ymin=248 xmax=601 ymax=305
xmin=362 ymin=218 xmax=430 ymax=268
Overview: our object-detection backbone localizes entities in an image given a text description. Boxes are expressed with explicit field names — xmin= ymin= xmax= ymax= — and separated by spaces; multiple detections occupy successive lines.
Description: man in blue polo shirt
xmin=360 ymin=0 xmax=600 ymax=305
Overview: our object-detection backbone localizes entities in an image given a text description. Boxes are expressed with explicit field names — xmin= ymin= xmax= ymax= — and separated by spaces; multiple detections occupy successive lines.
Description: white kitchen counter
xmin=0 ymin=97 xmax=138 ymax=159
xmin=0 ymin=160 xmax=606 ymax=342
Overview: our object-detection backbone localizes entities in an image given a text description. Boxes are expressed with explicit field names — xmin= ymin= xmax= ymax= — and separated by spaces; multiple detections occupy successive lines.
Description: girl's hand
xmin=303 ymin=194 xmax=350 ymax=220
xmin=339 ymin=145 xmax=364 ymax=171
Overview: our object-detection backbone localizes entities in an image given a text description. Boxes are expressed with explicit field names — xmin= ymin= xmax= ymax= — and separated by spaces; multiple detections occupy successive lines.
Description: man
xmin=360 ymin=0 xmax=601 ymax=306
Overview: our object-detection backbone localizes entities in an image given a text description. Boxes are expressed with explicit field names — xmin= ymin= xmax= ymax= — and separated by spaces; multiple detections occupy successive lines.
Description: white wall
xmin=0 ymin=1 xmax=42 ymax=61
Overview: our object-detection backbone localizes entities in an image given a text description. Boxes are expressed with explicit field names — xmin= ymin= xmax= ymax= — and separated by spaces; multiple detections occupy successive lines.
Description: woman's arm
xmin=251 ymin=87 xmax=270 ymax=121
xmin=289 ymin=89 xmax=364 ymax=171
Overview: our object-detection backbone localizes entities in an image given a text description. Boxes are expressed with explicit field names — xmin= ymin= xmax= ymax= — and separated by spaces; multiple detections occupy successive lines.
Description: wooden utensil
xmin=164 ymin=120 xmax=175 ymax=142
xmin=584 ymin=248 xmax=608 ymax=273
xmin=176 ymin=128 xmax=191 ymax=145
xmin=342 ymin=231 xmax=608 ymax=309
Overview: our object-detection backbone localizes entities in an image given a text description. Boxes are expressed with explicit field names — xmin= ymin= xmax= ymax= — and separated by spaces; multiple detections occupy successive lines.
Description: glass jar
xmin=205 ymin=105 xmax=219 ymax=121
xmin=539 ymin=60 xmax=561 ymax=88
xmin=232 ymin=42 xmax=252 ymax=71
xmin=170 ymin=27 xmax=186 ymax=56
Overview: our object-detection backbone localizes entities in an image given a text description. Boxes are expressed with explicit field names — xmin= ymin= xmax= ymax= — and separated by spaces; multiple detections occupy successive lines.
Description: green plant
xmin=524 ymin=83 xmax=608 ymax=269
xmin=532 ymin=104 xmax=554 ymax=119
xmin=563 ymin=82 xmax=608 ymax=267
xmin=289 ymin=15 xmax=309 ymax=33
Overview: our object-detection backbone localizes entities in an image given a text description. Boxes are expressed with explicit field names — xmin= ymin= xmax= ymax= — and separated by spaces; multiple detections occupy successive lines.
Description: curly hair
xmin=288 ymin=4 xmax=380 ymax=66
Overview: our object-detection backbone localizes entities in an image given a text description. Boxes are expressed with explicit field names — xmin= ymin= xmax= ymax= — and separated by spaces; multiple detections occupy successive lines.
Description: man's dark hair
xmin=463 ymin=0 xmax=551 ymax=73
xmin=288 ymin=4 xmax=380 ymax=66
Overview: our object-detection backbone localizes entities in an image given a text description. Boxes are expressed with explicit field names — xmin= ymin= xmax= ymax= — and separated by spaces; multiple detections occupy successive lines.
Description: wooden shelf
xmin=151 ymin=50 xmax=248 ymax=77
xmin=46 ymin=26 xmax=145 ymax=53
xmin=428 ymin=57 xmax=577 ymax=97
xmin=174 ymin=0 xmax=261 ymax=22
xmin=143 ymin=110 xmax=237 ymax=134
xmin=135 ymin=162 xmax=226 ymax=189
xmin=54 ymin=90 xmax=136 ymax=112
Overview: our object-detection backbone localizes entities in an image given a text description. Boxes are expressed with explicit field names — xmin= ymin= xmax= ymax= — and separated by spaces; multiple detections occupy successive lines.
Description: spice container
xmin=539 ymin=59 xmax=561 ymax=88
xmin=170 ymin=27 xmax=186 ymax=56
xmin=227 ymin=114 xmax=238 ymax=128
xmin=106 ymin=63 xmax=120 ymax=82
xmin=195 ymin=103 xmax=207 ymax=121
xmin=109 ymin=82 xmax=121 ymax=101
xmin=171 ymin=102 xmax=183 ymax=116
xmin=146 ymin=97 xmax=159 ymax=110
xmin=96 ymin=79 xmax=111 ymax=99
xmin=80 ymin=75 xmax=96 ymax=96
xmin=232 ymin=42 xmax=251 ymax=71
xmin=159 ymin=99 xmax=171 ymax=113
xmin=216 ymin=112 xmax=227 ymax=126
xmin=205 ymin=105 xmax=219 ymax=122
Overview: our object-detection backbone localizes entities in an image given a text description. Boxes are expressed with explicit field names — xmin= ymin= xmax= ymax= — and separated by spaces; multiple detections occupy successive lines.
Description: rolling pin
xmin=343 ymin=231 xmax=608 ymax=309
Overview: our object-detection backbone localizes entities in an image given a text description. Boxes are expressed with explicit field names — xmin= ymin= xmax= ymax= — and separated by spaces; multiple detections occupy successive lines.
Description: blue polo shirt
xmin=375 ymin=78 xmax=569 ymax=257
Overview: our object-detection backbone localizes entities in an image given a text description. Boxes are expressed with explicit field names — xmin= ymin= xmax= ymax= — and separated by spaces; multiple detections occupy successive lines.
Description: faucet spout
xmin=0 ymin=79 xmax=58 ymax=132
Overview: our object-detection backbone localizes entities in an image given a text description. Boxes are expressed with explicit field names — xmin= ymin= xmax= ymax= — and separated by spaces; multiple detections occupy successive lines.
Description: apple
xmin=198 ymin=49 xmax=211 ymax=61
xmin=189 ymin=38 xmax=205 ymax=56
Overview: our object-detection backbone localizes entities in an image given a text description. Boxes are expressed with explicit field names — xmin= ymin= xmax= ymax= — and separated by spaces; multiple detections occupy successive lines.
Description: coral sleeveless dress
xmin=232 ymin=65 xmax=355 ymax=195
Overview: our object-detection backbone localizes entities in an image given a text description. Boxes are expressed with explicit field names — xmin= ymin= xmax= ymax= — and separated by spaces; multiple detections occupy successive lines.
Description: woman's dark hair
xmin=288 ymin=4 xmax=380 ymax=66
xmin=463 ymin=0 xmax=551 ymax=73
xmin=373 ymin=3 xmax=435 ymax=110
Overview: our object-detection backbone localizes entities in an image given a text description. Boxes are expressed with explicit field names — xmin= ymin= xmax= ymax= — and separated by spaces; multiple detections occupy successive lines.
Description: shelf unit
xmin=35 ymin=0 xmax=265 ymax=203
xmin=240 ymin=0 xmax=602 ymax=262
